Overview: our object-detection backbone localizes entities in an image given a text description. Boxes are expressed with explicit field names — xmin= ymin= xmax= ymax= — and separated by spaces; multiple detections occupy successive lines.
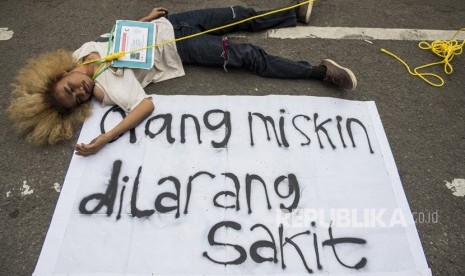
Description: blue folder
xmin=112 ymin=20 xmax=156 ymax=69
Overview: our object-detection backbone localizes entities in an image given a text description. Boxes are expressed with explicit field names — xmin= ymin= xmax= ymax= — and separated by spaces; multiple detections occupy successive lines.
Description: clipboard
xmin=111 ymin=20 xmax=156 ymax=69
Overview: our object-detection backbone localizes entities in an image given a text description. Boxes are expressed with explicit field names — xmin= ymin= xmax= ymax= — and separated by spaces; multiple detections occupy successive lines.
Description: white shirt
xmin=73 ymin=18 xmax=185 ymax=112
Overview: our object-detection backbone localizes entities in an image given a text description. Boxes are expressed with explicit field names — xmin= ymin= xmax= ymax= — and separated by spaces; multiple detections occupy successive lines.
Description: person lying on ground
xmin=7 ymin=1 xmax=357 ymax=157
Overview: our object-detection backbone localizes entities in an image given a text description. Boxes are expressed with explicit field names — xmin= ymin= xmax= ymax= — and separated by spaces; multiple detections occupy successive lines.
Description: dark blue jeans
xmin=167 ymin=6 xmax=314 ymax=79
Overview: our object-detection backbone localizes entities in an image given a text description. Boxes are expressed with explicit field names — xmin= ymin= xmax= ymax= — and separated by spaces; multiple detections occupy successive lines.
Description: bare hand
xmin=140 ymin=7 xmax=169 ymax=22
xmin=74 ymin=134 xmax=111 ymax=157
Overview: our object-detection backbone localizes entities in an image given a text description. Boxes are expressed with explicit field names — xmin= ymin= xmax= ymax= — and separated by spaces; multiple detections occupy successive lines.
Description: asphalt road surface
xmin=1 ymin=0 xmax=464 ymax=275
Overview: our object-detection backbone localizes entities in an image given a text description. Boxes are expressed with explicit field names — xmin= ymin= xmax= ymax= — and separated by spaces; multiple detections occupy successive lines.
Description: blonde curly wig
xmin=7 ymin=49 xmax=92 ymax=145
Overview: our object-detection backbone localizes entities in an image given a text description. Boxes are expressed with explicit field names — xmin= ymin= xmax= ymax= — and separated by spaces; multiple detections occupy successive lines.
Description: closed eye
xmin=65 ymin=84 xmax=72 ymax=95
xmin=64 ymin=84 xmax=80 ymax=106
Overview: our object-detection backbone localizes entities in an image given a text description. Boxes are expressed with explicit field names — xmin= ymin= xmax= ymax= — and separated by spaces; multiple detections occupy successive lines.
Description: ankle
xmin=309 ymin=65 xmax=327 ymax=80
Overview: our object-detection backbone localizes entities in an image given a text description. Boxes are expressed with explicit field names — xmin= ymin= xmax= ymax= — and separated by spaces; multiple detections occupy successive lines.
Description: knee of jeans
xmin=221 ymin=37 xmax=230 ymax=71
xmin=229 ymin=6 xmax=237 ymax=19
xmin=230 ymin=6 xmax=254 ymax=19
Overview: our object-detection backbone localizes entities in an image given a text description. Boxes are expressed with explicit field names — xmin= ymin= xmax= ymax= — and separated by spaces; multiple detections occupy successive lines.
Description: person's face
xmin=54 ymin=71 xmax=95 ymax=110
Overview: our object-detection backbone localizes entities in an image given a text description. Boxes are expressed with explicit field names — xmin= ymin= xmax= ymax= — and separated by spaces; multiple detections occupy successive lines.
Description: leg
xmin=172 ymin=5 xmax=357 ymax=89
xmin=227 ymin=42 xmax=313 ymax=79
xmin=176 ymin=34 xmax=357 ymax=89
xmin=175 ymin=31 xmax=313 ymax=79
xmin=167 ymin=6 xmax=297 ymax=35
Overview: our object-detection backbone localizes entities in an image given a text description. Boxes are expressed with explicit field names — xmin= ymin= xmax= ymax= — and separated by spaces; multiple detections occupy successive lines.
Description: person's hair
xmin=7 ymin=49 xmax=92 ymax=145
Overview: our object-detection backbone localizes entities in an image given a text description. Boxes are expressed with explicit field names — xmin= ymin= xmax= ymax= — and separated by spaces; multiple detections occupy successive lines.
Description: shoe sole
xmin=304 ymin=1 xmax=313 ymax=24
xmin=300 ymin=1 xmax=313 ymax=24
xmin=324 ymin=59 xmax=357 ymax=90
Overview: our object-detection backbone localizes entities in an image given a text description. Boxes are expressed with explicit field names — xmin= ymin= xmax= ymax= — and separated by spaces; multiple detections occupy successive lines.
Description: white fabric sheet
xmin=34 ymin=96 xmax=431 ymax=276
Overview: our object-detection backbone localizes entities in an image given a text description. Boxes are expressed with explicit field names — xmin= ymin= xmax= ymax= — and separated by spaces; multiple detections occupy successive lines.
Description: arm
xmin=139 ymin=7 xmax=169 ymax=22
xmin=75 ymin=98 xmax=155 ymax=156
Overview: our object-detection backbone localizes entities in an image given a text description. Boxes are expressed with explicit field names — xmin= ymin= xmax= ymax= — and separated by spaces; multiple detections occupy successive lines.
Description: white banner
xmin=34 ymin=95 xmax=431 ymax=275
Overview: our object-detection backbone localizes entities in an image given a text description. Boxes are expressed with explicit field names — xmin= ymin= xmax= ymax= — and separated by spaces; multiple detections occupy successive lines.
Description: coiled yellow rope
xmin=81 ymin=0 xmax=315 ymax=71
xmin=381 ymin=28 xmax=465 ymax=87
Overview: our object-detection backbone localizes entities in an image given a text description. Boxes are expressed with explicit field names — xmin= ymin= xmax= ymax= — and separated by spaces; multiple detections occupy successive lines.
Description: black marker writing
xmin=155 ymin=176 xmax=181 ymax=218
xmin=203 ymin=221 xmax=247 ymax=265
xmin=248 ymin=111 xmax=374 ymax=154
xmin=314 ymin=113 xmax=336 ymax=150
xmin=203 ymin=109 xmax=231 ymax=148
xmin=246 ymin=174 xmax=272 ymax=214
xmin=79 ymin=160 xmax=120 ymax=215
xmin=346 ymin=118 xmax=374 ymax=154
xmin=181 ymin=114 xmax=202 ymax=144
xmin=184 ymin=171 xmax=215 ymax=214
xmin=213 ymin=173 xmax=241 ymax=210
xmin=145 ymin=114 xmax=175 ymax=143
xmin=249 ymin=112 xmax=282 ymax=147
xmin=203 ymin=221 xmax=368 ymax=273
xmin=322 ymin=222 xmax=367 ymax=269
xmin=131 ymin=166 xmax=155 ymax=218
xmin=274 ymin=174 xmax=300 ymax=212
xmin=279 ymin=224 xmax=313 ymax=273
xmin=249 ymin=224 xmax=278 ymax=263
xmin=292 ymin=115 xmax=311 ymax=146
xmin=101 ymin=106 xmax=136 ymax=143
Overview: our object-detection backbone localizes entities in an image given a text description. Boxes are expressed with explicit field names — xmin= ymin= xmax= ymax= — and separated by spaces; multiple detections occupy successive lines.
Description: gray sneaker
xmin=297 ymin=0 xmax=314 ymax=24
xmin=320 ymin=59 xmax=357 ymax=90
